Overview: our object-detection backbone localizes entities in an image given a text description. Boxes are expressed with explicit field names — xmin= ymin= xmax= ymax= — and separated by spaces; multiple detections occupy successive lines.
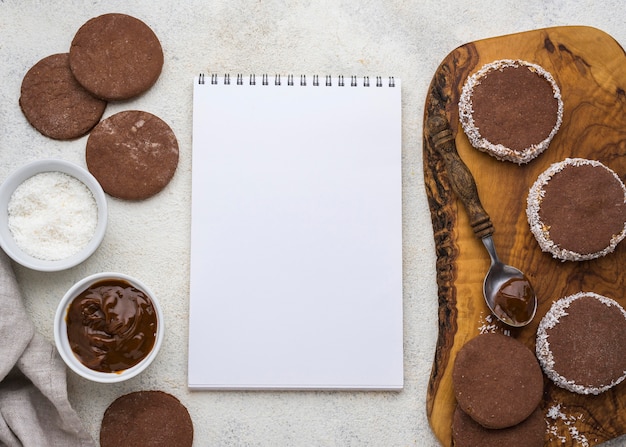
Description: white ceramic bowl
xmin=54 ymin=272 xmax=164 ymax=383
xmin=0 ymin=159 xmax=107 ymax=271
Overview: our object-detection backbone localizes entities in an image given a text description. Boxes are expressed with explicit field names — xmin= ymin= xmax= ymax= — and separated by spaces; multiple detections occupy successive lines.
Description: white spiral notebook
xmin=188 ymin=73 xmax=403 ymax=390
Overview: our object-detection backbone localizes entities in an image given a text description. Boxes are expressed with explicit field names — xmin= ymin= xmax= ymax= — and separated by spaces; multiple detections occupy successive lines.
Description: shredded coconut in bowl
xmin=7 ymin=171 xmax=98 ymax=261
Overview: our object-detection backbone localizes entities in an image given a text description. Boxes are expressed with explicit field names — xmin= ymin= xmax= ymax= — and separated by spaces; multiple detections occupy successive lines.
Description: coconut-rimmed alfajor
xmin=459 ymin=59 xmax=563 ymax=164
xmin=536 ymin=292 xmax=626 ymax=395
xmin=527 ymin=158 xmax=626 ymax=261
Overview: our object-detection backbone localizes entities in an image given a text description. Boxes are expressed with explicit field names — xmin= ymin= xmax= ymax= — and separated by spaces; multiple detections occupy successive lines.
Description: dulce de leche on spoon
xmin=427 ymin=115 xmax=537 ymax=327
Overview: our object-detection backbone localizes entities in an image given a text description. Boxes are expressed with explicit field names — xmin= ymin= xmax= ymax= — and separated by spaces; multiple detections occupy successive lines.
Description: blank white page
xmin=189 ymin=74 xmax=402 ymax=390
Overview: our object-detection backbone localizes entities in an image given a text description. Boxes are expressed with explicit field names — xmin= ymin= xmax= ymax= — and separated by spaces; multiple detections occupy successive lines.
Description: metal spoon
xmin=427 ymin=115 xmax=537 ymax=327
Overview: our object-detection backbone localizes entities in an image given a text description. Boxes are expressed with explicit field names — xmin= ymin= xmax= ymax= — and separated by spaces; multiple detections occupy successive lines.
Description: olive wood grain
xmin=423 ymin=26 xmax=626 ymax=447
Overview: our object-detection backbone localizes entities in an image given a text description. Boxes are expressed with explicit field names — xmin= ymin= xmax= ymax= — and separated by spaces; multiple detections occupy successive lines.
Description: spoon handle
xmin=427 ymin=115 xmax=494 ymax=239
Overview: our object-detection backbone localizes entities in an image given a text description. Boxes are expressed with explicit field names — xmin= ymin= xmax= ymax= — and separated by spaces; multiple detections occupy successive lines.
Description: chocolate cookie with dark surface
xmin=86 ymin=110 xmax=179 ymax=200
xmin=452 ymin=333 xmax=543 ymax=429
xmin=452 ymin=406 xmax=544 ymax=447
xmin=100 ymin=390 xmax=193 ymax=447
xmin=536 ymin=292 xmax=626 ymax=395
xmin=19 ymin=53 xmax=107 ymax=140
xmin=527 ymin=158 xmax=626 ymax=261
xmin=69 ymin=13 xmax=163 ymax=101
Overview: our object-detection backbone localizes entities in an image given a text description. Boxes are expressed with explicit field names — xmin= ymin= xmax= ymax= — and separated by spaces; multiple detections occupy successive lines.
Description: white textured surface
xmin=1 ymin=1 xmax=626 ymax=446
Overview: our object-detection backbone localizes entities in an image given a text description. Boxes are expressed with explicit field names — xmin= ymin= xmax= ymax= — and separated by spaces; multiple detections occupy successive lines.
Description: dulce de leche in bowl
xmin=54 ymin=272 xmax=164 ymax=383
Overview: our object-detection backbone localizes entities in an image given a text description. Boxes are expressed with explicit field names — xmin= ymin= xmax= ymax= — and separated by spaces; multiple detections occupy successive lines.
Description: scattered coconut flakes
xmin=545 ymin=403 xmax=590 ymax=447
xmin=477 ymin=313 xmax=511 ymax=336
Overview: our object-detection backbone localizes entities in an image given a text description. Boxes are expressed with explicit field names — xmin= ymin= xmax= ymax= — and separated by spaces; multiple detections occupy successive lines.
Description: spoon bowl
xmin=482 ymin=236 xmax=537 ymax=326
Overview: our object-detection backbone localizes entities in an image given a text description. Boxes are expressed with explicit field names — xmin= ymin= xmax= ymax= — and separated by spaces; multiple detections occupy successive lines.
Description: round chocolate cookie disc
xmin=452 ymin=333 xmax=543 ymax=429
xmin=100 ymin=390 xmax=193 ymax=447
xmin=86 ymin=110 xmax=179 ymax=200
xmin=527 ymin=158 xmax=626 ymax=261
xmin=452 ymin=406 xmax=544 ymax=447
xmin=459 ymin=59 xmax=563 ymax=164
xmin=536 ymin=292 xmax=626 ymax=395
xmin=69 ymin=13 xmax=163 ymax=101
xmin=19 ymin=53 xmax=107 ymax=140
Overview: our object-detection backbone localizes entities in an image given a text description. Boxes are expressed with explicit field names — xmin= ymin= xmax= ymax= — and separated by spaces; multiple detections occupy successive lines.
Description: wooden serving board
xmin=423 ymin=26 xmax=626 ymax=446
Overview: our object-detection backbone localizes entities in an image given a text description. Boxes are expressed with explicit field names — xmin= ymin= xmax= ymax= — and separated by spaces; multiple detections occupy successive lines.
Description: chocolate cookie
xmin=536 ymin=292 xmax=626 ymax=394
xmin=452 ymin=406 xmax=544 ymax=447
xmin=452 ymin=333 xmax=543 ymax=429
xmin=100 ymin=390 xmax=193 ymax=447
xmin=86 ymin=110 xmax=179 ymax=200
xmin=19 ymin=53 xmax=107 ymax=140
xmin=69 ymin=13 xmax=163 ymax=101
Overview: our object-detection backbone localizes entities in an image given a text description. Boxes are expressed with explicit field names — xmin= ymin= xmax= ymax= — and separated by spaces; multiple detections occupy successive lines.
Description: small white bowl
xmin=54 ymin=272 xmax=164 ymax=383
xmin=0 ymin=159 xmax=107 ymax=271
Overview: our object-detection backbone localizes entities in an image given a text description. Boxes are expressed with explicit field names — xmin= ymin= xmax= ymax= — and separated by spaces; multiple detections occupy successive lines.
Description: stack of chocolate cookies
xmin=451 ymin=333 xmax=545 ymax=447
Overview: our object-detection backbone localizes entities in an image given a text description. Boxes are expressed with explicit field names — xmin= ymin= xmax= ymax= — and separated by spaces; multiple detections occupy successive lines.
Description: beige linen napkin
xmin=0 ymin=250 xmax=94 ymax=447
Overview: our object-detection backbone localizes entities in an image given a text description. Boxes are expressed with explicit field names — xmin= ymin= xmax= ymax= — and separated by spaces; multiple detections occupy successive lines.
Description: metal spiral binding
xmin=198 ymin=74 xmax=396 ymax=87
